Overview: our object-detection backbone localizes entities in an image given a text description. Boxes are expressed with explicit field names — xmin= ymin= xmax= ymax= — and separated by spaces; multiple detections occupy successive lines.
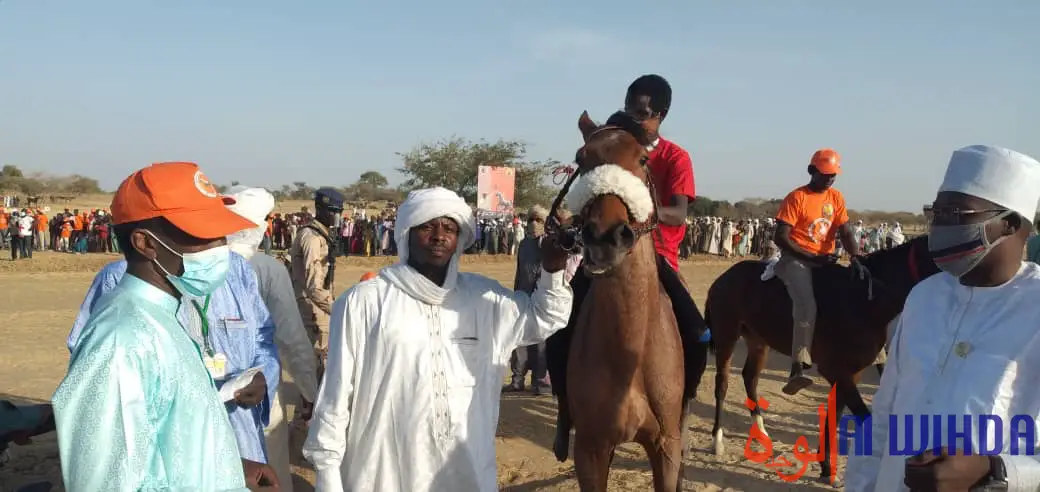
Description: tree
xmin=1 ymin=165 xmax=23 ymax=178
xmin=66 ymin=175 xmax=103 ymax=194
xmin=356 ymin=171 xmax=388 ymax=188
xmin=397 ymin=137 xmax=559 ymax=210
xmin=291 ymin=182 xmax=314 ymax=200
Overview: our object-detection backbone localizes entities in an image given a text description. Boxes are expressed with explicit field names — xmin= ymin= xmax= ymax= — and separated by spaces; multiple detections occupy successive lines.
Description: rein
xmin=855 ymin=240 xmax=922 ymax=302
xmin=546 ymin=125 xmax=663 ymax=255
xmin=907 ymin=241 xmax=920 ymax=283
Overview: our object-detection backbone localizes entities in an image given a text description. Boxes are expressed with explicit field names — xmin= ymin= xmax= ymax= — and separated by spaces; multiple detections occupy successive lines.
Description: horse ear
xmin=578 ymin=111 xmax=598 ymax=142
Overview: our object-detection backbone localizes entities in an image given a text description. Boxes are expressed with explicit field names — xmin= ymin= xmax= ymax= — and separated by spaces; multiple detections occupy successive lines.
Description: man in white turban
xmin=225 ymin=186 xmax=319 ymax=492
xmin=302 ymin=187 xmax=573 ymax=492
xmin=846 ymin=145 xmax=1040 ymax=492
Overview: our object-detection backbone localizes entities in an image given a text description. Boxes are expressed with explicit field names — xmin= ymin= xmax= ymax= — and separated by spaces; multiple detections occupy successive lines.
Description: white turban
xmin=939 ymin=145 xmax=1040 ymax=221
xmin=393 ymin=186 xmax=475 ymax=263
xmin=224 ymin=185 xmax=275 ymax=260
xmin=381 ymin=187 xmax=475 ymax=306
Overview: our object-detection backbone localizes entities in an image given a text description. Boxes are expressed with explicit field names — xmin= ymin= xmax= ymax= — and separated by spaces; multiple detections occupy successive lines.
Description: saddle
xmin=546 ymin=255 xmax=709 ymax=400
xmin=760 ymin=255 xmax=781 ymax=281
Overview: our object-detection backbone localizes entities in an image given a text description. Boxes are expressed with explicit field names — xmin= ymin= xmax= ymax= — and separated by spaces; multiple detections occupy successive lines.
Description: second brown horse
xmin=704 ymin=234 xmax=939 ymax=484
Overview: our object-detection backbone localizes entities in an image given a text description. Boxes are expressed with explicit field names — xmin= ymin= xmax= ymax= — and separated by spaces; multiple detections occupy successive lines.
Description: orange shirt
xmin=0 ymin=214 xmax=7 ymax=229
xmin=775 ymin=185 xmax=849 ymax=255
xmin=73 ymin=215 xmax=83 ymax=231
xmin=36 ymin=214 xmax=47 ymax=231
xmin=60 ymin=223 xmax=72 ymax=238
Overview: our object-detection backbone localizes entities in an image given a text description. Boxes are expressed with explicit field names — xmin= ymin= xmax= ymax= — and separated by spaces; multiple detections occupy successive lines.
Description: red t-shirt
xmin=647 ymin=137 xmax=695 ymax=270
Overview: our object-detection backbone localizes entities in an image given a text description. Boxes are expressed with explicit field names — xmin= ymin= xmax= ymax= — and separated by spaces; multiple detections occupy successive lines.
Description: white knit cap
xmin=938 ymin=145 xmax=1040 ymax=220
xmin=225 ymin=185 xmax=275 ymax=227
xmin=224 ymin=185 xmax=275 ymax=259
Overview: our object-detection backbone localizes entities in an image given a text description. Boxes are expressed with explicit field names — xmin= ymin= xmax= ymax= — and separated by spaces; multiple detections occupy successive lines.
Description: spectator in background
xmin=505 ymin=205 xmax=553 ymax=395
xmin=1027 ymin=218 xmax=1040 ymax=263
xmin=16 ymin=210 xmax=33 ymax=259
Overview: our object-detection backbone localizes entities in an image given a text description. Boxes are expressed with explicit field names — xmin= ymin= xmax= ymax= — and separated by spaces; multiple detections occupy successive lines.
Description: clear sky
xmin=1 ymin=1 xmax=1036 ymax=212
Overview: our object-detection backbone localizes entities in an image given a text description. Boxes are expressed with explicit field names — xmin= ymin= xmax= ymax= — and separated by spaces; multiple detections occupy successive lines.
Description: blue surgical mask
xmin=927 ymin=211 xmax=1012 ymax=278
xmin=145 ymin=231 xmax=231 ymax=297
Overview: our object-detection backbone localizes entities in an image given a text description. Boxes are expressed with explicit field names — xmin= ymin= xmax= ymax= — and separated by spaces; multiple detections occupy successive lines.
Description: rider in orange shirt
xmin=773 ymin=148 xmax=863 ymax=395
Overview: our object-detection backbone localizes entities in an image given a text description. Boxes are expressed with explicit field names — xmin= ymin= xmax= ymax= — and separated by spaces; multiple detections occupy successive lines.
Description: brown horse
xmin=703 ymin=235 xmax=939 ymax=483
xmin=550 ymin=110 xmax=703 ymax=492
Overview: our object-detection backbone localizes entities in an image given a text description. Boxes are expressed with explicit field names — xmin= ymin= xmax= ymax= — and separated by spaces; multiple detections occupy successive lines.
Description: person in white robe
xmin=888 ymin=221 xmax=905 ymax=247
xmin=721 ymin=219 xmax=735 ymax=257
xmin=225 ymin=186 xmax=319 ymax=492
xmin=845 ymin=144 xmax=1040 ymax=492
xmin=707 ymin=217 xmax=721 ymax=255
xmin=302 ymin=187 xmax=573 ymax=492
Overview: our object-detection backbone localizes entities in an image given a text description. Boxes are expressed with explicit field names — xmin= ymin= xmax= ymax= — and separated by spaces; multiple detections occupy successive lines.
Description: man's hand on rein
xmin=539 ymin=232 xmax=569 ymax=273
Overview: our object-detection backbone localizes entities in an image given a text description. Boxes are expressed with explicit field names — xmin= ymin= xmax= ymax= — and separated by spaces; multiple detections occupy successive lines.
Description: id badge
xmin=203 ymin=353 xmax=228 ymax=380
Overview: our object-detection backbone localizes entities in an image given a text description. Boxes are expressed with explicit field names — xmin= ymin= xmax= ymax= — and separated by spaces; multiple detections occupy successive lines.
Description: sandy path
xmin=0 ymin=252 xmax=877 ymax=490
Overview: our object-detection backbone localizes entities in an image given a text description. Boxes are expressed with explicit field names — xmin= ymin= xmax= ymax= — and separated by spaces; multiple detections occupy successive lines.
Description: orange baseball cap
xmin=810 ymin=148 xmax=841 ymax=175
xmin=110 ymin=162 xmax=255 ymax=239
xmin=360 ymin=271 xmax=378 ymax=282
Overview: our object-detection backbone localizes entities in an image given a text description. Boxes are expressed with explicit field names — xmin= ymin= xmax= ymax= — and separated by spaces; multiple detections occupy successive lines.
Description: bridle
xmin=907 ymin=241 xmax=920 ymax=283
xmin=546 ymin=125 xmax=662 ymax=254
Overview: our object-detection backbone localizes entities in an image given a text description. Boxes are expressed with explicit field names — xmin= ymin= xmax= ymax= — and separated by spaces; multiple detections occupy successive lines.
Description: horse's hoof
xmin=753 ymin=415 xmax=768 ymax=438
xmin=553 ymin=436 xmax=569 ymax=462
xmin=817 ymin=476 xmax=841 ymax=488
xmin=711 ymin=430 xmax=725 ymax=456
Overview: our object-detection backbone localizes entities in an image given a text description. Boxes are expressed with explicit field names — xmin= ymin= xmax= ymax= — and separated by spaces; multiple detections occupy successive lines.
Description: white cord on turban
xmin=225 ymin=185 xmax=275 ymax=260
xmin=380 ymin=187 xmax=476 ymax=305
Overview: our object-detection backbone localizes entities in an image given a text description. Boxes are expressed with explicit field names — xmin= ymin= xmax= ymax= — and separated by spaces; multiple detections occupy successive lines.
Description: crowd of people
xmin=679 ymin=216 xmax=911 ymax=261
xmin=0 ymin=208 xmax=119 ymax=259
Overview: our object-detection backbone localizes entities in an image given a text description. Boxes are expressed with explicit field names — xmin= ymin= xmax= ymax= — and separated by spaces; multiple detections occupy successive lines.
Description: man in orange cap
xmin=773 ymin=149 xmax=863 ymax=395
xmin=51 ymin=162 xmax=278 ymax=490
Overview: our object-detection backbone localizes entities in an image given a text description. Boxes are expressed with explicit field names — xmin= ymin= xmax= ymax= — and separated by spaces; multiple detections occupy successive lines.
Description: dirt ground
xmin=0 ymin=251 xmax=880 ymax=491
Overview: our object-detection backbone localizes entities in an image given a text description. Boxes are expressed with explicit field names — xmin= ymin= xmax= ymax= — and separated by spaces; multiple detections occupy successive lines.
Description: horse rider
xmin=773 ymin=148 xmax=864 ymax=395
xmin=846 ymin=145 xmax=1040 ymax=492
xmin=291 ymin=187 xmax=344 ymax=383
xmin=546 ymin=74 xmax=708 ymax=459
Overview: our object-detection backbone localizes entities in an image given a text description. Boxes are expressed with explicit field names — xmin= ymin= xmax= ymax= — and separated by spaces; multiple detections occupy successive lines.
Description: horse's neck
xmin=861 ymin=247 xmax=916 ymax=322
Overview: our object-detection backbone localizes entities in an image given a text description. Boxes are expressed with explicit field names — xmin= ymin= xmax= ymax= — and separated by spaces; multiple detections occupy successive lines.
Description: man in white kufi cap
xmin=846 ymin=145 xmax=1040 ymax=491
xmin=225 ymin=185 xmax=319 ymax=492
xmin=302 ymin=187 xmax=573 ymax=492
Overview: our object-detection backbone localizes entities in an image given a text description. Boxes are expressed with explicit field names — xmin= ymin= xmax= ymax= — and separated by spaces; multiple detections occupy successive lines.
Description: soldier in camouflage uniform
xmin=290 ymin=187 xmax=344 ymax=380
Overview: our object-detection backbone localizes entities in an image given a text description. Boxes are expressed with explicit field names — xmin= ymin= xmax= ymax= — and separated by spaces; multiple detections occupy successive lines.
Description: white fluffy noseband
xmin=563 ymin=163 xmax=655 ymax=222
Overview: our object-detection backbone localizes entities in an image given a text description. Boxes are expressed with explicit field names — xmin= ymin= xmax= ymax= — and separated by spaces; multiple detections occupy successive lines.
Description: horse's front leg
xmin=554 ymin=397 xmax=572 ymax=462
xmin=742 ymin=338 xmax=770 ymax=437
xmin=573 ymin=434 xmax=615 ymax=492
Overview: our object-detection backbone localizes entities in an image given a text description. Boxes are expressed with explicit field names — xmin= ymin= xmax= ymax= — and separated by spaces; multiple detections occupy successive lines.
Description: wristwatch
xmin=971 ymin=456 xmax=1009 ymax=492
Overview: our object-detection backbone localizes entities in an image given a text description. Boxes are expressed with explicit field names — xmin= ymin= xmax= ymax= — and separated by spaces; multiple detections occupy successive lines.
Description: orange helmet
xmin=810 ymin=148 xmax=841 ymax=175
xmin=359 ymin=271 xmax=377 ymax=282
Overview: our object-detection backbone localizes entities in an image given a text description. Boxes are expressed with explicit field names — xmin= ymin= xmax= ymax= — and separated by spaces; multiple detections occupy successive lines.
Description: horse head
xmin=859 ymin=233 xmax=940 ymax=299
xmin=563 ymin=110 xmax=657 ymax=276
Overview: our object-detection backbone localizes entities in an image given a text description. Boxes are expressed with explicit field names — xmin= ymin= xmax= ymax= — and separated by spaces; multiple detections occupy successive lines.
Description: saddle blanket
xmin=760 ymin=255 xmax=780 ymax=281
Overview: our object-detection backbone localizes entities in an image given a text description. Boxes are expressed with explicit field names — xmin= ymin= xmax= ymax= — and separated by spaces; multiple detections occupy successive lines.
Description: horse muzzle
xmin=580 ymin=222 xmax=637 ymax=276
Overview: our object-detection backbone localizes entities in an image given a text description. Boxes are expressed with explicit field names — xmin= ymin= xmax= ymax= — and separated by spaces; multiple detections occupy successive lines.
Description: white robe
xmin=250 ymin=252 xmax=319 ymax=492
xmin=303 ymin=269 xmax=572 ymax=492
xmin=845 ymin=262 xmax=1040 ymax=492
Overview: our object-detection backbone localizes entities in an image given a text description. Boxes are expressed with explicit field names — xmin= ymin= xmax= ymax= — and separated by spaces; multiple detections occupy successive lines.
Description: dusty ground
xmin=0 ymin=251 xmax=880 ymax=491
